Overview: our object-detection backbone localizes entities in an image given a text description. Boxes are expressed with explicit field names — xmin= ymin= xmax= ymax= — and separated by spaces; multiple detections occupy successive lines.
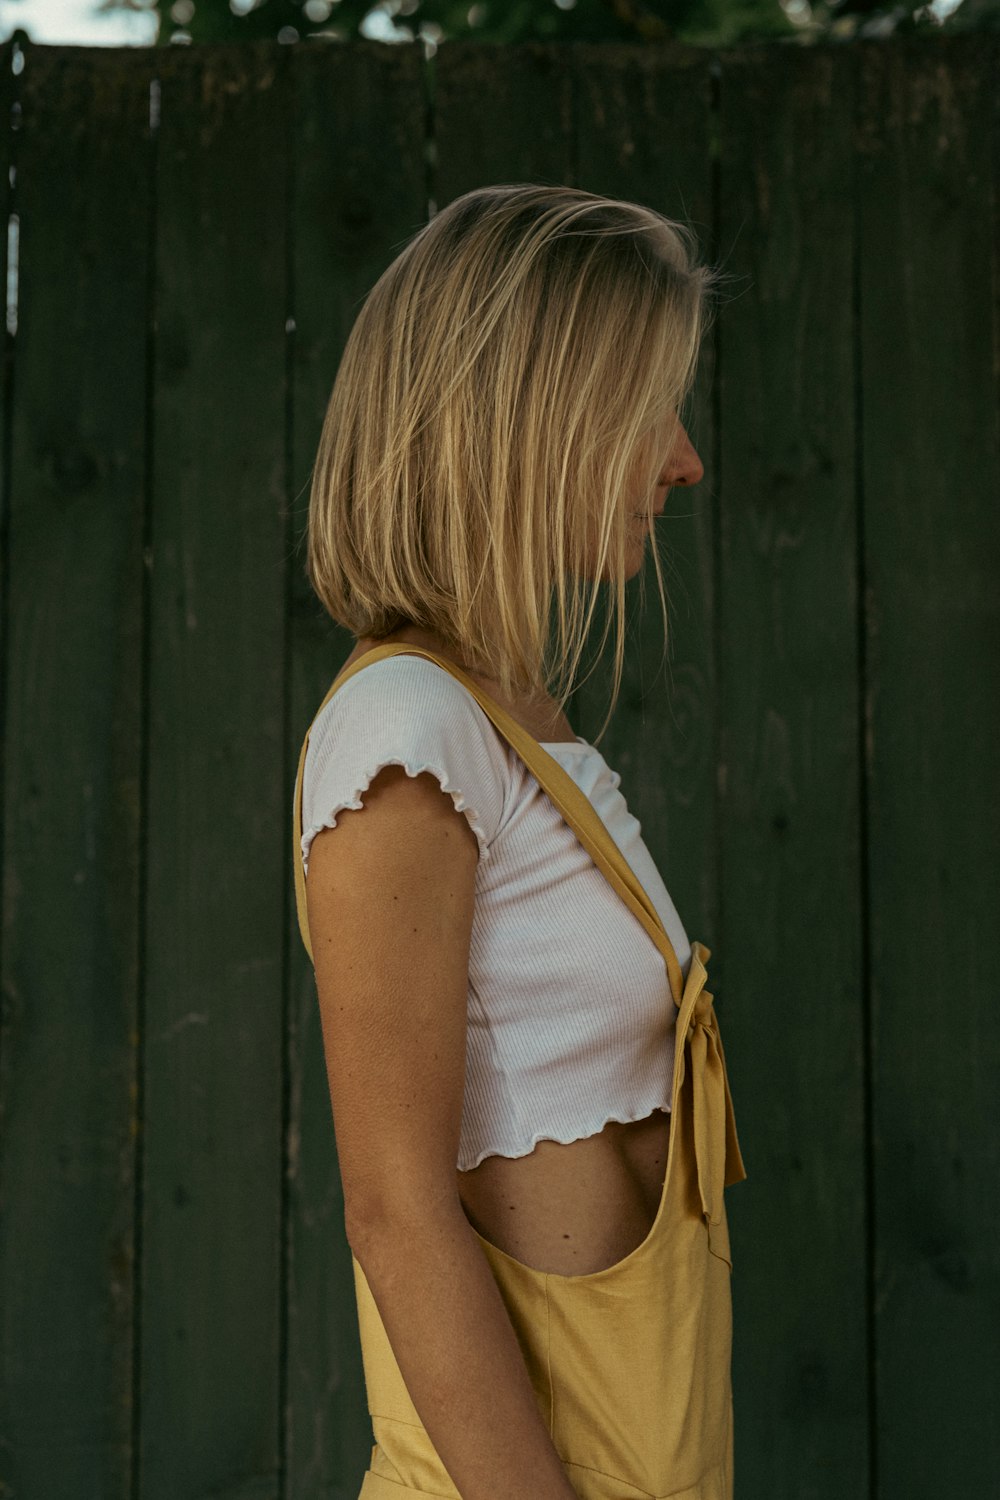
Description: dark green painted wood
xmin=0 ymin=43 xmax=154 ymax=1500
xmin=144 ymin=41 xmax=288 ymax=1499
xmin=717 ymin=43 xmax=868 ymax=1497
xmin=0 ymin=35 xmax=996 ymax=1500
xmin=435 ymin=40 xmax=577 ymax=206
xmin=0 ymin=66 xmax=8 ymax=1484
xmin=856 ymin=35 xmax=1000 ymax=1493
xmin=286 ymin=40 xmax=428 ymax=1500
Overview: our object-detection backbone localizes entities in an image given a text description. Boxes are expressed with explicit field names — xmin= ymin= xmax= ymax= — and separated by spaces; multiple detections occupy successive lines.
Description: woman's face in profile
xmin=599 ymin=418 xmax=705 ymax=580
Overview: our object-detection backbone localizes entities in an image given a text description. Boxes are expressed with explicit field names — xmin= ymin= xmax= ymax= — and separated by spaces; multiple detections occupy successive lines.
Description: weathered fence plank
xmin=0 ymin=33 xmax=995 ymax=1500
xmin=0 ymin=43 xmax=154 ymax=1500
xmin=435 ymin=40 xmax=577 ymax=207
xmin=717 ymin=43 xmax=869 ymax=1498
xmin=857 ymin=34 xmax=1000 ymax=1494
xmin=143 ymin=39 xmax=288 ymax=1500
xmin=286 ymin=39 xmax=428 ymax=1500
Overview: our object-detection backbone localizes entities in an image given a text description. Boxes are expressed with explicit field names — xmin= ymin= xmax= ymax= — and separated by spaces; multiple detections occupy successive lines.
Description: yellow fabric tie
xmin=673 ymin=949 xmax=747 ymax=1220
xmin=686 ymin=981 xmax=735 ymax=1227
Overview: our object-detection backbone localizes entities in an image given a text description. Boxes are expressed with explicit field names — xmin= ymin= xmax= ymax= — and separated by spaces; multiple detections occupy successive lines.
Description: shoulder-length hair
xmin=306 ymin=183 xmax=728 ymax=744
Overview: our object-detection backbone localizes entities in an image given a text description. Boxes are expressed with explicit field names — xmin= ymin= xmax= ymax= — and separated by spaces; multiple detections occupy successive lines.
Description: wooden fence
xmin=0 ymin=29 xmax=997 ymax=1500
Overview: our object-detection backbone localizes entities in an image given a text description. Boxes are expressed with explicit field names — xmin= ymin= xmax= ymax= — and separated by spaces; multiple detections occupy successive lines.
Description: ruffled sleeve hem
xmin=300 ymin=758 xmax=494 ymax=877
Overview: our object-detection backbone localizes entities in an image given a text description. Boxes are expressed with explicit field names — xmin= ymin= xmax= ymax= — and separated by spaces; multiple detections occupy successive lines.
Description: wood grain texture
xmin=717 ymin=42 xmax=869 ymax=1498
xmin=857 ymin=34 xmax=1000 ymax=1494
xmin=144 ymin=39 xmax=288 ymax=1500
xmin=0 ymin=33 xmax=996 ymax=1500
xmin=0 ymin=43 xmax=154 ymax=1500
xmin=286 ymin=39 xmax=428 ymax=1500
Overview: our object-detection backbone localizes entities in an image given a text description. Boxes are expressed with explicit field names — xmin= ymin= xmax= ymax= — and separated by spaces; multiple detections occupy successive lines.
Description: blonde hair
xmin=306 ymin=183 xmax=728 ymax=744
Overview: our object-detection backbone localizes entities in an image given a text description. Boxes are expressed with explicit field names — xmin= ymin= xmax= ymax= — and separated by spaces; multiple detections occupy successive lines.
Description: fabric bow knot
xmin=685 ymin=984 xmax=729 ymax=1229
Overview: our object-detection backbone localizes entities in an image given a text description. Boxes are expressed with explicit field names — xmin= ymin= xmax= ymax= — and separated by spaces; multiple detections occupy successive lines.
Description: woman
xmin=292 ymin=184 xmax=746 ymax=1500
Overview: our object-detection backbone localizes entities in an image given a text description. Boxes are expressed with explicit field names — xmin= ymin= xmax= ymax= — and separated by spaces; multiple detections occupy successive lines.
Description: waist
xmin=456 ymin=1107 xmax=671 ymax=1276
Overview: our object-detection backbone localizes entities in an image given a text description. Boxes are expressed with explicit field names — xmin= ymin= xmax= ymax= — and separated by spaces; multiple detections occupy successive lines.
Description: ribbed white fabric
xmin=299 ymin=654 xmax=692 ymax=1171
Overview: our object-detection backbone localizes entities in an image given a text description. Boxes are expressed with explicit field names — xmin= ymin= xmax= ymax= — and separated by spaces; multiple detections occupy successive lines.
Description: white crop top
xmin=298 ymin=653 xmax=692 ymax=1171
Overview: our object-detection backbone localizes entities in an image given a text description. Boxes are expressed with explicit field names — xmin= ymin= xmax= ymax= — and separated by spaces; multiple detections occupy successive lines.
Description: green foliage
xmin=106 ymin=0 xmax=999 ymax=50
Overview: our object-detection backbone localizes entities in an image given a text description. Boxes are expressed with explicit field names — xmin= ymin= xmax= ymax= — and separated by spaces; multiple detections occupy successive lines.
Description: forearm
xmin=349 ymin=1206 xmax=579 ymax=1500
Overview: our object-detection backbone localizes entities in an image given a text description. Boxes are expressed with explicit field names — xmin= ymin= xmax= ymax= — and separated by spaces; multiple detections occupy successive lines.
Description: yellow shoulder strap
xmin=292 ymin=643 xmax=687 ymax=1008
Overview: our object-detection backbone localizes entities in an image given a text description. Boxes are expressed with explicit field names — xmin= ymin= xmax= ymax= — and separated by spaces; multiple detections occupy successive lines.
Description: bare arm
xmin=350 ymin=1207 xmax=577 ymax=1500
xmin=306 ymin=763 xmax=577 ymax=1500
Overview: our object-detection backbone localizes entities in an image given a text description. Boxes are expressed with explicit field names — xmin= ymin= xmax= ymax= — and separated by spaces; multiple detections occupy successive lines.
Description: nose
xmin=659 ymin=423 xmax=704 ymax=489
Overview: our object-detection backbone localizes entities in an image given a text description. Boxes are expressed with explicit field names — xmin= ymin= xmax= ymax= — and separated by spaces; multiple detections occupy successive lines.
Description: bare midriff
xmin=345 ymin=628 xmax=672 ymax=1277
xmin=456 ymin=1108 xmax=671 ymax=1276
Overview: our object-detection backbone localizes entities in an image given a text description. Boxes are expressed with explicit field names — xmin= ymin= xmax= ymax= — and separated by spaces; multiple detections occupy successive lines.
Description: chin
xmin=592 ymin=546 xmax=648 ymax=583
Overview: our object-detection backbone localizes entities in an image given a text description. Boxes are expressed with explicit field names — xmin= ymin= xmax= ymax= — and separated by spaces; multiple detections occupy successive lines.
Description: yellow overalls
xmin=293 ymin=643 xmax=748 ymax=1500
